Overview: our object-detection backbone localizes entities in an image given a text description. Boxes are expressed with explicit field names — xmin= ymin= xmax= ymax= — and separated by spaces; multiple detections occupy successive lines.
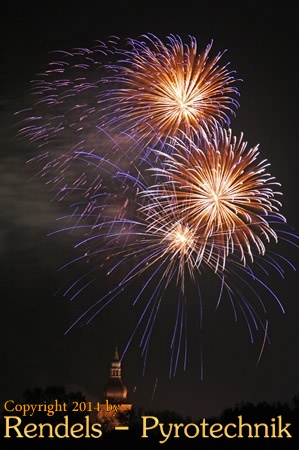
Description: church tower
xmin=97 ymin=346 xmax=132 ymax=427
xmin=103 ymin=346 xmax=128 ymax=402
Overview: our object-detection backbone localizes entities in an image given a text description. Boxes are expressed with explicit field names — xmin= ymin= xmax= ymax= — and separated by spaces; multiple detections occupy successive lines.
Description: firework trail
xmin=14 ymin=41 xmax=124 ymax=201
xmin=16 ymin=33 xmax=298 ymax=376
xmin=256 ymin=320 xmax=269 ymax=367
xmin=151 ymin=378 xmax=159 ymax=403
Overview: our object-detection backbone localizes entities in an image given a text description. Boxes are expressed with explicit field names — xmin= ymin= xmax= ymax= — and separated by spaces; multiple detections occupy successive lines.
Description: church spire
xmin=113 ymin=345 xmax=119 ymax=362
xmin=110 ymin=345 xmax=121 ymax=379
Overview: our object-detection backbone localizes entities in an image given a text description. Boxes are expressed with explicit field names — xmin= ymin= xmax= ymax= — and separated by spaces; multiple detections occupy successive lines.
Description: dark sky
xmin=1 ymin=2 xmax=298 ymax=421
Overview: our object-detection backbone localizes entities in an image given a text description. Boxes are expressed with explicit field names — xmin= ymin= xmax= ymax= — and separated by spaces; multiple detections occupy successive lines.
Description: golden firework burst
xmin=100 ymin=34 xmax=240 ymax=147
xmin=144 ymin=127 xmax=285 ymax=271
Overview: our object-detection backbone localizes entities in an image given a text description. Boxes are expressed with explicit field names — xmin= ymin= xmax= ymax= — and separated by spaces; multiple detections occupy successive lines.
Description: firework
xmin=50 ymin=147 xmax=296 ymax=377
xmin=96 ymin=33 xmax=241 ymax=148
xmin=143 ymin=127 xmax=285 ymax=271
xmin=16 ymin=33 xmax=297 ymax=376
xmin=16 ymin=34 xmax=240 ymax=198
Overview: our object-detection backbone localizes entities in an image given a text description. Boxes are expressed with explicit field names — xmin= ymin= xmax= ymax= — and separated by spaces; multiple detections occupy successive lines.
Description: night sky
xmin=1 ymin=2 xmax=298 ymax=421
